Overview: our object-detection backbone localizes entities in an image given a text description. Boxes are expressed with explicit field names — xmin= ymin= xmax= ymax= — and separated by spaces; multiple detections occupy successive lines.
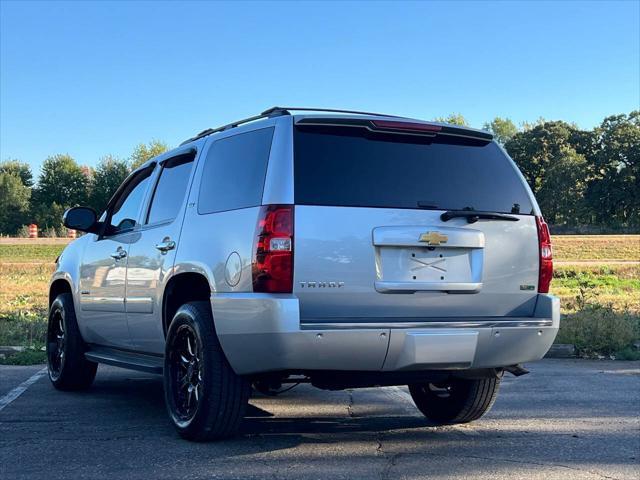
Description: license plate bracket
xmin=372 ymin=226 xmax=484 ymax=293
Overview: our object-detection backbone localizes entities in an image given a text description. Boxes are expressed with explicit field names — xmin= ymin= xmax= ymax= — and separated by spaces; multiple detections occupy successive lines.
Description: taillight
xmin=252 ymin=205 xmax=294 ymax=293
xmin=536 ymin=216 xmax=553 ymax=293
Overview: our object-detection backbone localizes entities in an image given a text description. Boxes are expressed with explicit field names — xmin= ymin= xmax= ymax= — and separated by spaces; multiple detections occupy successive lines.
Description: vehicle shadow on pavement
xmin=84 ymin=373 xmax=433 ymax=451
xmin=92 ymin=378 xmax=430 ymax=429
xmin=242 ymin=404 xmax=429 ymax=435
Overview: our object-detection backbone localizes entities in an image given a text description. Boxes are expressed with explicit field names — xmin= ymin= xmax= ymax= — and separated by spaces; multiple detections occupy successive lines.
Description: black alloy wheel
xmin=167 ymin=324 xmax=203 ymax=424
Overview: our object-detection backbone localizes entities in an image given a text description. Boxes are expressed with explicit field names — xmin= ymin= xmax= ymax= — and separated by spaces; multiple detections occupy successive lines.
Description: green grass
xmin=0 ymin=311 xmax=48 ymax=346
xmin=551 ymin=264 xmax=640 ymax=313
xmin=0 ymin=263 xmax=52 ymax=318
xmin=0 ymin=244 xmax=65 ymax=262
xmin=0 ymin=347 xmax=46 ymax=365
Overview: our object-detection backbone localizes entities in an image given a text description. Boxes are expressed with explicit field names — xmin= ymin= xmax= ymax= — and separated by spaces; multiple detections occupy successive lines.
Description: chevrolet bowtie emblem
xmin=419 ymin=231 xmax=448 ymax=246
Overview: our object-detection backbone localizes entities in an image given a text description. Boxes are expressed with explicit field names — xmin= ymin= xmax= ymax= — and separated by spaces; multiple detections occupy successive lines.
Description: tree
xmin=505 ymin=121 xmax=589 ymax=225
xmin=130 ymin=140 xmax=169 ymax=169
xmin=0 ymin=159 xmax=33 ymax=187
xmin=32 ymin=154 xmax=89 ymax=229
xmin=483 ymin=117 xmax=518 ymax=144
xmin=0 ymin=172 xmax=31 ymax=234
xmin=521 ymin=117 xmax=547 ymax=131
xmin=535 ymin=146 xmax=588 ymax=225
xmin=433 ymin=113 xmax=469 ymax=127
xmin=585 ymin=111 xmax=640 ymax=227
xmin=89 ymin=156 xmax=130 ymax=213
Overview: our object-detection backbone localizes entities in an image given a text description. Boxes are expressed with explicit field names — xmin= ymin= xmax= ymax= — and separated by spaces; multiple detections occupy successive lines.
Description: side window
xmin=198 ymin=127 xmax=274 ymax=214
xmin=146 ymin=153 xmax=195 ymax=225
xmin=106 ymin=167 xmax=154 ymax=235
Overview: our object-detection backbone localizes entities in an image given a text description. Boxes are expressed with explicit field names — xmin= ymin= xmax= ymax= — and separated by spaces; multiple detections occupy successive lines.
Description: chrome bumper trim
xmin=300 ymin=319 xmax=554 ymax=330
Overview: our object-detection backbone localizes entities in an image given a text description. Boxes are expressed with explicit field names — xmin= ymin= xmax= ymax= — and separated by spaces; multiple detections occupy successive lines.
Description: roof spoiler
xmin=295 ymin=117 xmax=493 ymax=142
xmin=181 ymin=106 xmax=492 ymax=145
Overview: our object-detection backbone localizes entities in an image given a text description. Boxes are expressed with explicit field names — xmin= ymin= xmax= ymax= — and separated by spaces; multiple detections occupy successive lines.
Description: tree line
xmin=0 ymin=112 xmax=638 ymax=235
xmin=0 ymin=140 xmax=168 ymax=236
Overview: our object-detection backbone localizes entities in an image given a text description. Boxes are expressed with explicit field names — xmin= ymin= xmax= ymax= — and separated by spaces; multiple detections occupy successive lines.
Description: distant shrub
xmin=17 ymin=225 xmax=31 ymax=238
xmin=615 ymin=346 xmax=640 ymax=361
xmin=55 ymin=224 xmax=68 ymax=237
xmin=556 ymin=278 xmax=640 ymax=357
xmin=0 ymin=347 xmax=46 ymax=365
xmin=557 ymin=305 xmax=639 ymax=357
xmin=0 ymin=310 xmax=47 ymax=346
xmin=42 ymin=226 xmax=57 ymax=238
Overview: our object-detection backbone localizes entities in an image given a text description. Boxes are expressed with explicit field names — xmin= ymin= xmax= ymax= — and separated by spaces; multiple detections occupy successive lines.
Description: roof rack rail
xmin=180 ymin=106 xmax=402 ymax=146
xmin=180 ymin=108 xmax=291 ymax=145
xmin=261 ymin=106 xmax=402 ymax=118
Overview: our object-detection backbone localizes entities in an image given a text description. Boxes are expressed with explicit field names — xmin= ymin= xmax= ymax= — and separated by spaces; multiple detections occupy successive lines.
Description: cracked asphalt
xmin=1 ymin=359 xmax=639 ymax=479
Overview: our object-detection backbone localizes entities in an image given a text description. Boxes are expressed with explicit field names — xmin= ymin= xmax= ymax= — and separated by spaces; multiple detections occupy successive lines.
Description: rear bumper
xmin=212 ymin=294 xmax=560 ymax=375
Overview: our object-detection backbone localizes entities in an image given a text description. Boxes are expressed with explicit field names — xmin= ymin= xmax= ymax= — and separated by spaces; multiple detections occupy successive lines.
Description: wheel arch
xmin=162 ymin=272 xmax=212 ymax=335
xmin=49 ymin=278 xmax=73 ymax=307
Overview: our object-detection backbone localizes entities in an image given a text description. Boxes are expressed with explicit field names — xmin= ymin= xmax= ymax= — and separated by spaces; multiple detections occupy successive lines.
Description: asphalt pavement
xmin=1 ymin=359 xmax=638 ymax=480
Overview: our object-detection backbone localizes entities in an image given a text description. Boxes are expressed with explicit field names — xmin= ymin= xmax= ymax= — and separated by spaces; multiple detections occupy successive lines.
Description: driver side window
xmin=106 ymin=166 xmax=154 ymax=235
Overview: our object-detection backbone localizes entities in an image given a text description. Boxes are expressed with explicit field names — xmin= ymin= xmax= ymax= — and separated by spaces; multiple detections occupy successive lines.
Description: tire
xmin=408 ymin=376 xmax=501 ymax=425
xmin=47 ymin=293 xmax=97 ymax=390
xmin=163 ymin=301 xmax=250 ymax=441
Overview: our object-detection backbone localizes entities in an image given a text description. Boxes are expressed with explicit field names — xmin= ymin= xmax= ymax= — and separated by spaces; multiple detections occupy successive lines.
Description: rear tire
xmin=163 ymin=301 xmax=250 ymax=441
xmin=408 ymin=376 xmax=500 ymax=425
xmin=47 ymin=293 xmax=97 ymax=391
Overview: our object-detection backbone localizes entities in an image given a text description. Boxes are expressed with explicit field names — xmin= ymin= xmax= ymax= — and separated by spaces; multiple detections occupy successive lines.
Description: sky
xmin=1 ymin=0 xmax=639 ymax=176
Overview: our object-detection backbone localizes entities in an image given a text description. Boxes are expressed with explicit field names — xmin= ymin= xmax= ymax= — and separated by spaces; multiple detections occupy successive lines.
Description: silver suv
xmin=48 ymin=107 xmax=559 ymax=441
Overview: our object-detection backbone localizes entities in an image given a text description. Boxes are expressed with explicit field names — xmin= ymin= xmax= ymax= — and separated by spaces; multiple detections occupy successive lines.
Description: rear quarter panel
xmin=174 ymin=206 xmax=261 ymax=293
xmin=174 ymin=116 xmax=291 ymax=294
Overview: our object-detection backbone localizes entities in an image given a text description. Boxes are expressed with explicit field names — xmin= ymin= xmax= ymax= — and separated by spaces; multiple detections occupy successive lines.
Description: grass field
xmin=0 ymin=243 xmax=66 ymax=262
xmin=552 ymin=235 xmax=639 ymax=262
xmin=0 ymin=235 xmax=638 ymax=362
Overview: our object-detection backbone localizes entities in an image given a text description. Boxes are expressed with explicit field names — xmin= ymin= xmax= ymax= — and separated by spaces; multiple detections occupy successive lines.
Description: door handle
xmin=110 ymin=247 xmax=127 ymax=260
xmin=155 ymin=239 xmax=176 ymax=253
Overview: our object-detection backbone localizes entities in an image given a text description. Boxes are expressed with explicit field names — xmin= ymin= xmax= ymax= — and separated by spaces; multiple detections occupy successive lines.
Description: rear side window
xmin=294 ymin=126 xmax=534 ymax=214
xmin=146 ymin=153 xmax=195 ymax=224
xmin=198 ymin=127 xmax=275 ymax=214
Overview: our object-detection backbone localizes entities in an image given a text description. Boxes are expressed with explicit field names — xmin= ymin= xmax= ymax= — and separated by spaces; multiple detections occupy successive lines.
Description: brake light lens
xmin=536 ymin=216 xmax=553 ymax=293
xmin=252 ymin=205 xmax=294 ymax=293
xmin=371 ymin=120 xmax=442 ymax=132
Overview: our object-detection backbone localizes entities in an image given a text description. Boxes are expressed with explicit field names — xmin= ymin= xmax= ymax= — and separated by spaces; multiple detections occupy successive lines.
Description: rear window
xmin=293 ymin=126 xmax=533 ymax=214
xmin=198 ymin=127 xmax=274 ymax=214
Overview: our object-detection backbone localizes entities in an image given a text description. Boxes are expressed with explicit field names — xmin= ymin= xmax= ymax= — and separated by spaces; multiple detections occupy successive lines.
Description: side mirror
xmin=63 ymin=207 xmax=99 ymax=234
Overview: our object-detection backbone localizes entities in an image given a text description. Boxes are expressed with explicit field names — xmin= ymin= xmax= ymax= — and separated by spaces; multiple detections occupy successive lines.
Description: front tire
xmin=47 ymin=293 xmax=97 ymax=390
xmin=163 ymin=302 xmax=250 ymax=441
xmin=408 ymin=376 xmax=500 ymax=425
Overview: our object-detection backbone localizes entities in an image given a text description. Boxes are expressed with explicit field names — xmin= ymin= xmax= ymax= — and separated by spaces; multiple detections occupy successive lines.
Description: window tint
xmin=198 ymin=127 xmax=274 ymax=214
xmin=293 ymin=127 xmax=534 ymax=214
xmin=107 ymin=167 xmax=154 ymax=234
xmin=146 ymin=153 xmax=195 ymax=224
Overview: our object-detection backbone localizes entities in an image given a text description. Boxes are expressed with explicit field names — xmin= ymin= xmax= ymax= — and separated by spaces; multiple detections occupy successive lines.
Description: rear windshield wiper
xmin=441 ymin=210 xmax=520 ymax=224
